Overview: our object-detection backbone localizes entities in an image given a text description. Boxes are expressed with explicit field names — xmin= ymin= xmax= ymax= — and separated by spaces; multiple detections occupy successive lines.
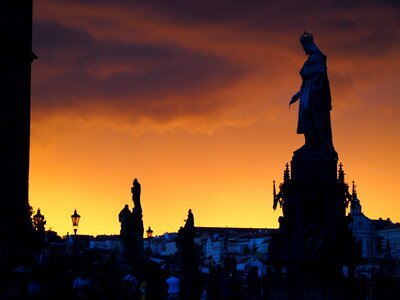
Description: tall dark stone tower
xmin=0 ymin=1 xmax=36 ymax=271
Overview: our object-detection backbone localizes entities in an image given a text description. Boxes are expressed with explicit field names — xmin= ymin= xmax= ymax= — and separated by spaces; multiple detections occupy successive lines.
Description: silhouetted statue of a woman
xmin=290 ymin=32 xmax=334 ymax=153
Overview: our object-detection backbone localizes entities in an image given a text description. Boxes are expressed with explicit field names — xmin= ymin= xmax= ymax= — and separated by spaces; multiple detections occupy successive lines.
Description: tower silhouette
xmin=0 ymin=1 xmax=36 ymax=271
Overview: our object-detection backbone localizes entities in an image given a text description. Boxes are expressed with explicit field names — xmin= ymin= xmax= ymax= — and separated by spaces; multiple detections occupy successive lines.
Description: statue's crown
xmin=300 ymin=31 xmax=313 ymax=44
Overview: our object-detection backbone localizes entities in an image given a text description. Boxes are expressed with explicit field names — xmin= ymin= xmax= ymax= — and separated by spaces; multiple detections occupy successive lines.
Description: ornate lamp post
xmin=33 ymin=208 xmax=46 ymax=232
xmin=71 ymin=209 xmax=81 ymax=236
xmin=33 ymin=208 xmax=46 ymax=249
xmin=146 ymin=226 xmax=153 ymax=248
xmin=70 ymin=209 xmax=81 ymax=266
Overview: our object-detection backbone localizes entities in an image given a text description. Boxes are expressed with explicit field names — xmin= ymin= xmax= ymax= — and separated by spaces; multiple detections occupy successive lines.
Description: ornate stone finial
xmin=350 ymin=180 xmax=362 ymax=214
xmin=283 ymin=163 xmax=290 ymax=182
xmin=352 ymin=181 xmax=357 ymax=198
xmin=338 ymin=162 xmax=345 ymax=182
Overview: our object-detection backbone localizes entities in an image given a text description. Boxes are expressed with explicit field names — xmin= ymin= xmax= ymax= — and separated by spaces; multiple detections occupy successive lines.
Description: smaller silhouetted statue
xmin=186 ymin=209 xmax=194 ymax=230
xmin=131 ymin=178 xmax=141 ymax=209
xmin=289 ymin=32 xmax=334 ymax=153
xmin=130 ymin=179 xmax=144 ymax=242
xmin=119 ymin=205 xmax=132 ymax=241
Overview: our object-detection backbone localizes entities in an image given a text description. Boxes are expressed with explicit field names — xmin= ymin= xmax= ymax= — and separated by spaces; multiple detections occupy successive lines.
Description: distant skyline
xmin=30 ymin=0 xmax=400 ymax=236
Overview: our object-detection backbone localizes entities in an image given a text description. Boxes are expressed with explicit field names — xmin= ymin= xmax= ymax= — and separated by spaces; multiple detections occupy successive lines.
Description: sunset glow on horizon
xmin=29 ymin=0 xmax=400 ymax=237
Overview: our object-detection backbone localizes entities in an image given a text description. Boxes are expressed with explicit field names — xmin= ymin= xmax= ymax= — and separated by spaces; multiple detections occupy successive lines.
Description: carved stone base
xmin=268 ymin=148 xmax=357 ymax=297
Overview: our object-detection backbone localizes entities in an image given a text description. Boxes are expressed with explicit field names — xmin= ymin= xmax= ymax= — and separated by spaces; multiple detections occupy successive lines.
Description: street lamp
xmin=33 ymin=208 xmax=46 ymax=248
xmin=71 ymin=209 xmax=81 ymax=236
xmin=33 ymin=208 xmax=46 ymax=232
xmin=146 ymin=226 xmax=153 ymax=238
xmin=146 ymin=226 xmax=153 ymax=248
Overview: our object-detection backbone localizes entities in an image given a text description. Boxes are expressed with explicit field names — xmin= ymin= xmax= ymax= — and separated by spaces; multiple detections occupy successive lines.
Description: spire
xmin=273 ymin=180 xmax=277 ymax=210
xmin=352 ymin=181 xmax=357 ymax=198
xmin=338 ymin=162 xmax=345 ymax=182
xmin=283 ymin=163 xmax=290 ymax=182
xmin=350 ymin=181 xmax=362 ymax=214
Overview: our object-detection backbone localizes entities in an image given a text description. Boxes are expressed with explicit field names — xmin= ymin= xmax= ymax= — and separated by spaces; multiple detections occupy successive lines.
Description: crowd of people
xmin=2 ymin=247 xmax=268 ymax=300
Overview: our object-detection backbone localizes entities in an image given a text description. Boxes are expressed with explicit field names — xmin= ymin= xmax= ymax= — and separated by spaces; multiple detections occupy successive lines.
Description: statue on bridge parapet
xmin=131 ymin=178 xmax=141 ymax=210
xmin=267 ymin=32 xmax=361 ymax=299
xmin=118 ymin=178 xmax=144 ymax=269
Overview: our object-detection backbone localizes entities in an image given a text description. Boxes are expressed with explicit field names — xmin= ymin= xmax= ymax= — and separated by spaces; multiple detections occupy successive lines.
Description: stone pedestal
xmin=268 ymin=149 xmax=357 ymax=299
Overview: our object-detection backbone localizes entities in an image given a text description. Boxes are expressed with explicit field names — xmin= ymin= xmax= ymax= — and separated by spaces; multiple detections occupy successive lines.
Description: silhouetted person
xmin=166 ymin=272 xmax=180 ymax=299
xmin=72 ymin=271 xmax=93 ymax=299
xmin=121 ymin=271 xmax=139 ymax=300
xmin=140 ymin=260 xmax=168 ymax=300
xmin=289 ymin=32 xmax=334 ymax=152
xmin=246 ymin=266 xmax=260 ymax=300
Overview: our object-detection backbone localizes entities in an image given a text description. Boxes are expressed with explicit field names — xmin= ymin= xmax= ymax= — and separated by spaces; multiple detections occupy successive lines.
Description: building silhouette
xmin=0 ymin=1 xmax=36 ymax=271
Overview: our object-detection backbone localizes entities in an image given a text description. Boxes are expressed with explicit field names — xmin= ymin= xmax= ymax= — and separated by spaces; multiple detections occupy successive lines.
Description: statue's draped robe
xmin=298 ymin=49 xmax=334 ymax=150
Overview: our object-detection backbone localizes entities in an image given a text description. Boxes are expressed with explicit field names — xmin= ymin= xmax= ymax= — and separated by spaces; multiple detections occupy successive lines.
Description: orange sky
xmin=29 ymin=0 xmax=400 ymax=236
